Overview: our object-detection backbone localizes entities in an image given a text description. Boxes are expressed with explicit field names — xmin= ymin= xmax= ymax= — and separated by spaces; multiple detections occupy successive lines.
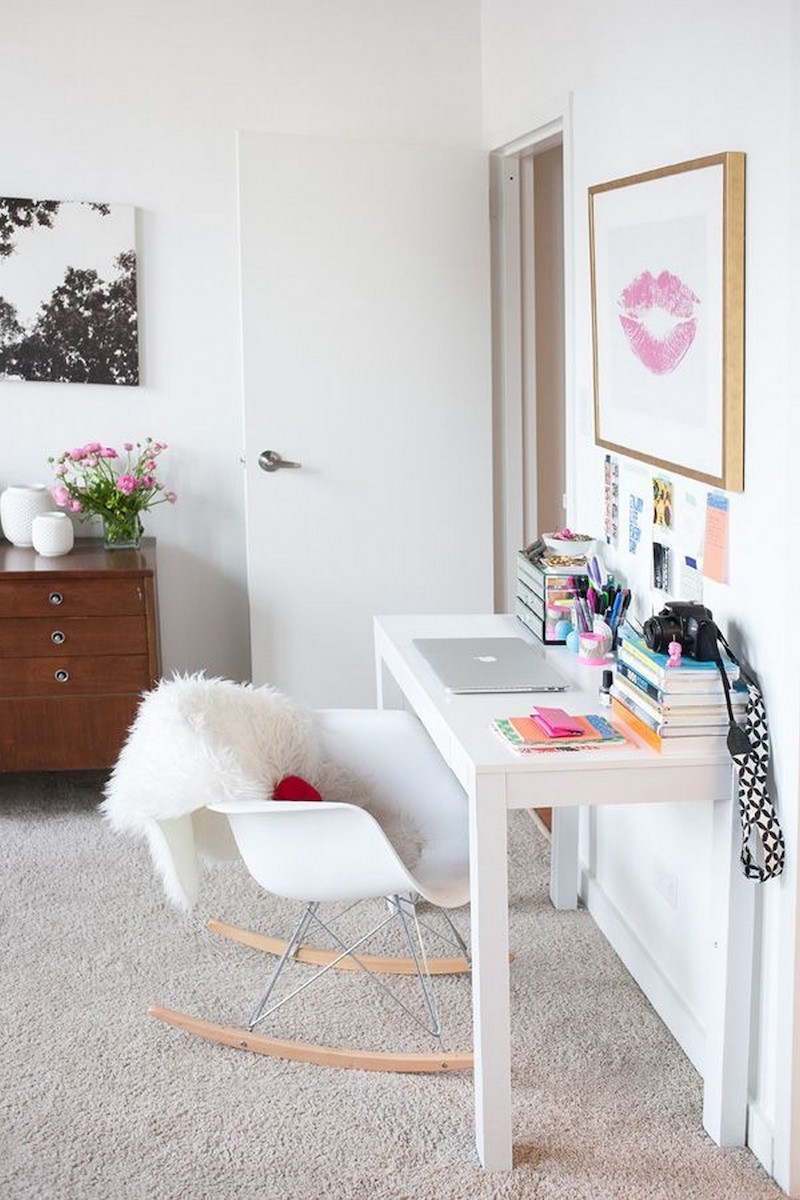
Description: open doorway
xmin=490 ymin=122 xmax=568 ymax=613
xmin=525 ymin=141 xmax=565 ymax=538
xmin=491 ymin=122 xmax=569 ymax=834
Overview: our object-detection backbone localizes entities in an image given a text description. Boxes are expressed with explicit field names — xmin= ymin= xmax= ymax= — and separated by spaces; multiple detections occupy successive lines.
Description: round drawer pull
xmin=51 ymin=630 xmax=66 ymax=645
xmin=48 ymin=591 xmax=64 ymax=606
xmin=54 ymin=668 xmax=70 ymax=683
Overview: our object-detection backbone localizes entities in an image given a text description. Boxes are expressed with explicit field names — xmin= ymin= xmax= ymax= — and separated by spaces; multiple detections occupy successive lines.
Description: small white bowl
xmin=542 ymin=532 xmax=597 ymax=558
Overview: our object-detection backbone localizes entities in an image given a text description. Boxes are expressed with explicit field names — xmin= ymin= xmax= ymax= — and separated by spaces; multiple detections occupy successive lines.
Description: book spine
xmin=611 ymin=697 xmax=662 ymax=752
xmin=613 ymin=674 xmax=662 ymax=722
xmin=618 ymin=637 xmax=671 ymax=682
xmin=611 ymin=687 xmax=662 ymax=734
xmin=616 ymin=659 xmax=663 ymax=703
xmin=617 ymin=647 xmax=668 ymax=692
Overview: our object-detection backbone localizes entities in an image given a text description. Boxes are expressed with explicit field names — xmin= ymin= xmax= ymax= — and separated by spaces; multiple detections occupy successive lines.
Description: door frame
xmin=490 ymin=100 xmax=576 ymax=611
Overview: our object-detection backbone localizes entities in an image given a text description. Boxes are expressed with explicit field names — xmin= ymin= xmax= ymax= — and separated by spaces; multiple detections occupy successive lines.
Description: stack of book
xmin=611 ymin=628 xmax=746 ymax=755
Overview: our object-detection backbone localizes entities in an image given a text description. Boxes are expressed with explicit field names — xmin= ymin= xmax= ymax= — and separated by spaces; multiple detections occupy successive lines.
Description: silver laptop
xmin=412 ymin=636 xmax=568 ymax=694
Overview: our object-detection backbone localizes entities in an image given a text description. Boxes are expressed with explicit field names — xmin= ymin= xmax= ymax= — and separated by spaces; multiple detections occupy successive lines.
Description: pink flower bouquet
xmin=49 ymin=438 xmax=177 ymax=547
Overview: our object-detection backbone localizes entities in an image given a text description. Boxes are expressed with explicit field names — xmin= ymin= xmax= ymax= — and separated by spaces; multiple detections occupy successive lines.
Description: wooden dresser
xmin=0 ymin=538 xmax=161 ymax=772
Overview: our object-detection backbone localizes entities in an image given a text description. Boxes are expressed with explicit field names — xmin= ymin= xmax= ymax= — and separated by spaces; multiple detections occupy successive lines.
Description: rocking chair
xmin=148 ymin=707 xmax=474 ymax=1073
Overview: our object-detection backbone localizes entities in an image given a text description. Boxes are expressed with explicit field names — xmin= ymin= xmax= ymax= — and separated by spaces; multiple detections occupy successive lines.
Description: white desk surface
xmin=375 ymin=612 xmax=733 ymax=809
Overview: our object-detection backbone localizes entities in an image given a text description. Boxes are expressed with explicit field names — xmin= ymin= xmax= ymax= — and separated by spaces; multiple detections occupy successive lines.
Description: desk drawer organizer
xmin=515 ymin=550 xmax=588 ymax=645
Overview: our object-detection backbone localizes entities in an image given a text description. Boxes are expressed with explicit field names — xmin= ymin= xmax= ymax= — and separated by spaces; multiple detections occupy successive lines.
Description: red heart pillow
xmin=273 ymin=775 xmax=323 ymax=802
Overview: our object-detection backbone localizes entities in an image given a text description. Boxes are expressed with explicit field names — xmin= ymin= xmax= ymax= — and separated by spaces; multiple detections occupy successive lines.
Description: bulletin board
xmin=604 ymin=452 xmax=729 ymax=625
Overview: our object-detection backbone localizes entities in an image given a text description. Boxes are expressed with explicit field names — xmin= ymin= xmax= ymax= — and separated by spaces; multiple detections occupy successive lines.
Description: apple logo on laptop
xmin=474 ymin=654 xmax=498 ymax=663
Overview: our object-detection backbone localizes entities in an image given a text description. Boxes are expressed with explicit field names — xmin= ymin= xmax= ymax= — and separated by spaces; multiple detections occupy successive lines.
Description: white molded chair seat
xmin=209 ymin=708 xmax=470 ymax=909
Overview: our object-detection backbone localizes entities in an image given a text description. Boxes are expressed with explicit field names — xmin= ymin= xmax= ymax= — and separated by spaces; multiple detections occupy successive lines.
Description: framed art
xmin=0 ymin=197 xmax=138 ymax=385
xmin=589 ymin=152 xmax=745 ymax=490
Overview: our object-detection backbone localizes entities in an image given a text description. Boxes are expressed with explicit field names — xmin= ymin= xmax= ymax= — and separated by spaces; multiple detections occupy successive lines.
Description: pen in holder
xmin=608 ymin=587 xmax=631 ymax=650
xmin=592 ymin=616 xmax=613 ymax=656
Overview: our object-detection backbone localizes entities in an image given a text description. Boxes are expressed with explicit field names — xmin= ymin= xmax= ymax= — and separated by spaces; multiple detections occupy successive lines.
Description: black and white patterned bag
xmin=716 ymin=632 xmax=785 ymax=881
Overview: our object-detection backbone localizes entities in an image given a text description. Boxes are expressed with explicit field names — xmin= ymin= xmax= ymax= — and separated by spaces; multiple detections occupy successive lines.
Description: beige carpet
xmin=0 ymin=770 xmax=785 ymax=1200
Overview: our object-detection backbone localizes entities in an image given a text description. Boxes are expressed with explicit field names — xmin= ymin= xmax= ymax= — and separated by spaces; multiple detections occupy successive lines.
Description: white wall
xmin=1 ymin=0 xmax=483 ymax=681
xmin=482 ymin=0 xmax=800 ymax=1190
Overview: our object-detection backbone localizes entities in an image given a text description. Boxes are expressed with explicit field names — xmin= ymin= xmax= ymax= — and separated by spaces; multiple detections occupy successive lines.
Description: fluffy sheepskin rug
xmin=101 ymin=673 xmax=421 ymax=910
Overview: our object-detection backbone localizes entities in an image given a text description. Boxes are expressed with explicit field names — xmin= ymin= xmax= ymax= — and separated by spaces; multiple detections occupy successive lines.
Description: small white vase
xmin=0 ymin=484 xmax=54 ymax=547
xmin=31 ymin=512 xmax=75 ymax=557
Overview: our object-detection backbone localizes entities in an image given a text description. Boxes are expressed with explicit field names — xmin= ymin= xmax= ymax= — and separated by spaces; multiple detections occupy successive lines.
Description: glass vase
xmin=103 ymin=512 xmax=143 ymax=550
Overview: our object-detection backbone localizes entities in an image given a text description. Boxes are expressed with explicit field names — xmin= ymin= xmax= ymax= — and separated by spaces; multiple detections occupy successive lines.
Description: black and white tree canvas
xmin=0 ymin=198 xmax=138 ymax=385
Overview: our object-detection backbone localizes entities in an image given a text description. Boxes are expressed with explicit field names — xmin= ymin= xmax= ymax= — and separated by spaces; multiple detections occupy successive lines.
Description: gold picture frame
xmin=589 ymin=152 xmax=745 ymax=491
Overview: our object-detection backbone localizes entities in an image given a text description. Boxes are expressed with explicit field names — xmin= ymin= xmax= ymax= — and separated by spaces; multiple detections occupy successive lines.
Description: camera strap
xmin=713 ymin=631 xmax=785 ymax=881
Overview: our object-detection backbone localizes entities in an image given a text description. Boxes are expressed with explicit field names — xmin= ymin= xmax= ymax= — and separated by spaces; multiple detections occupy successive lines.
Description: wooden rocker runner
xmin=149 ymin=900 xmax=475 ymax=1073
xmin=148 ymin=1006 xmax=473 ymax=1073
xmin=206 ymin=917 xmax=472 ymax=975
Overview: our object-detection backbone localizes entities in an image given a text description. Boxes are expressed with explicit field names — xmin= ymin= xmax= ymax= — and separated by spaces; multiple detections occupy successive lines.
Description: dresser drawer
xmin=0 ymin=694 xmax=143 ymax=770
xmin=0 ymin=576 xmax=145 ymax=618
xmin=0 ymin=615 xmax=148 ymax=658
xmin=0 ymin=655 xmax=152 ymax=697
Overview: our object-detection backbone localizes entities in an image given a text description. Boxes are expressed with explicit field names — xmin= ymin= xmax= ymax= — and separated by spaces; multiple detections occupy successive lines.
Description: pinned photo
xmin=653 ymin=476 xmax=673 ymax=528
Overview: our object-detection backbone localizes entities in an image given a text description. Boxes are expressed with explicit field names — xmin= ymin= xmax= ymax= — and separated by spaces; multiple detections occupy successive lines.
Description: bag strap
xmin=713 ymin=631 xmax=785 ymax=881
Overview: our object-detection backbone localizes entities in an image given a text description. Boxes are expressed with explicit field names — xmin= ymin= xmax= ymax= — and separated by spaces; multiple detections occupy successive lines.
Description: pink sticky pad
xmin=531 ymin=706 xmax=584 ymax=738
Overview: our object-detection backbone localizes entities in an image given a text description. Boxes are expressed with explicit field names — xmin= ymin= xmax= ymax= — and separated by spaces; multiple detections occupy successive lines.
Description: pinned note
xmin=703 ymin=493 xmax=729 ymax=583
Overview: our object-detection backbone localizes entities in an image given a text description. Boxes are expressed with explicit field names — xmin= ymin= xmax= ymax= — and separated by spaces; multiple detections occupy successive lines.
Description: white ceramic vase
xmin=31 ymin=511 xmax=75 ymax=557
xmin=0 ymin=484 xmax=54 ymax=547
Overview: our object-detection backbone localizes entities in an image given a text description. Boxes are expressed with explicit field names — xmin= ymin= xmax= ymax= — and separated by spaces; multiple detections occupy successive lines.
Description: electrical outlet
xmin=653 ymin=859 xmax=678 ymax=909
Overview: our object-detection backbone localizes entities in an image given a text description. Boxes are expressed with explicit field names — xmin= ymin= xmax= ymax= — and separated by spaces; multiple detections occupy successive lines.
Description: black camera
xmin=643 ymin=602 xmax=720 ymax=662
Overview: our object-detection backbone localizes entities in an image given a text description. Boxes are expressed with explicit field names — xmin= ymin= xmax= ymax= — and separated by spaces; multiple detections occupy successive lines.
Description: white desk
xmin=374 ymin=613 xmax=754 ymax=1171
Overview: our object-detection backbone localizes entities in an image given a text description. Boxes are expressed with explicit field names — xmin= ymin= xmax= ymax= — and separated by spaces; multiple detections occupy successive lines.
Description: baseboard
xmin=747 ymin=1099 xmax=774 ymax=1177
xmin=579 ymin=866 xmax=705 ymax=1073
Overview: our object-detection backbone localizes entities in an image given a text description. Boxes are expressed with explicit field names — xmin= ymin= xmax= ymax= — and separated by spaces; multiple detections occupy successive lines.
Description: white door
xmin=238 ymin=132 xmax=493 ymax=706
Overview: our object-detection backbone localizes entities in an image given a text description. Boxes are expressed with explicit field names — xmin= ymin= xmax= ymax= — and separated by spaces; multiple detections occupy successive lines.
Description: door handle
xmin=258 ymin=450 xmax=302 ymax=473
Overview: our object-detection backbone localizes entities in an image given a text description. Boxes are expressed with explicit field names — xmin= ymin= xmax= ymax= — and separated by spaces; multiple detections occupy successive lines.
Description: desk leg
xmin=703 ymin=789 xmax=755 ymax=1145
xmin=469 ymin=772 xmax=513 ymax=1170
xmin=549 ymin=806 xmax=579 ymax=911
xmin=375 ymin=652 xmax=405 ymax=711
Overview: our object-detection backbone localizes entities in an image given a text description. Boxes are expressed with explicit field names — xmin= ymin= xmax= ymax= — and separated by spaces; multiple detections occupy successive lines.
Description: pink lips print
xmin=618 ymin=269 xmax=700 ymax=375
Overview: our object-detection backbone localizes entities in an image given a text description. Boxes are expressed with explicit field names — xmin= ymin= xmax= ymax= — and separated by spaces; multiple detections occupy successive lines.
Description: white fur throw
xmin=101 ymin=674 xmax=421 ymax=911
xmin=101 ymin=674 xmax=325 ymax=909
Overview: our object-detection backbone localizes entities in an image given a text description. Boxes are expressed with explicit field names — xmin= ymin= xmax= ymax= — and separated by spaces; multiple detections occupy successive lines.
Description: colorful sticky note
xmin=703 ymin=493 xmax=729 ymax=583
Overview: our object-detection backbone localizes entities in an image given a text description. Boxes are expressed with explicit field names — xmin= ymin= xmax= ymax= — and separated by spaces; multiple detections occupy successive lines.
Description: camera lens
xmin=643 ymin=613 xmax=682 ymax=653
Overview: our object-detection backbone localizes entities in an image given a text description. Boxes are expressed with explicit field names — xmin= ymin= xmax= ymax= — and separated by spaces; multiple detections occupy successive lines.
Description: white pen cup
xmin=591 ymin=617 xmax=613 ymax=656
xmin=578 ymin=631 xmax=608 ymax=665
